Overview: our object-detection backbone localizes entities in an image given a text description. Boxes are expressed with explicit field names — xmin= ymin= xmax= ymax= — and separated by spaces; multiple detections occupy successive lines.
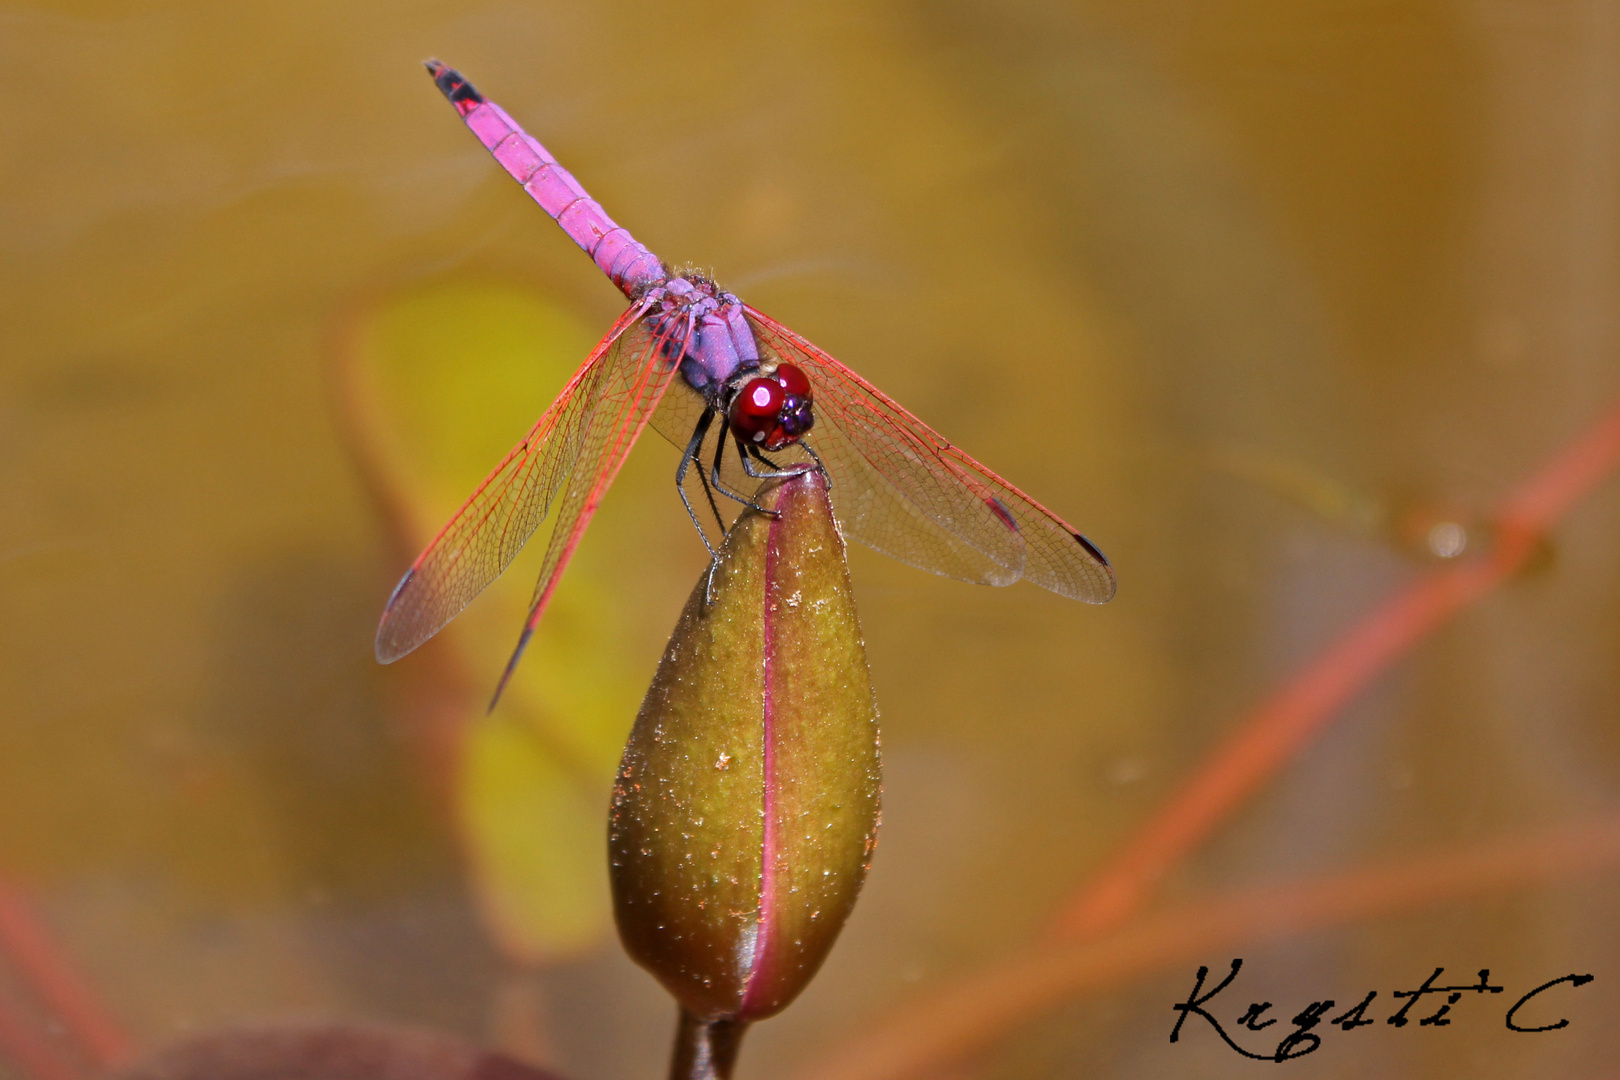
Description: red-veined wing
xmin=375 ymin=304 xmax=673 ymax=668
xmin=744 ymin=306 xmax=1116 ymax=603
xmin=650 ymin=344 xmax=1020 ymax=585
xmin=650 ymin=378 xmax=759 ymax=495
xmin=486 ymin=310 xmax=681 ymax=702
xmin=651 ymin=368 xmax=1004 ymax=584
xmin=649 ymin=378 xmax=712 ymax=463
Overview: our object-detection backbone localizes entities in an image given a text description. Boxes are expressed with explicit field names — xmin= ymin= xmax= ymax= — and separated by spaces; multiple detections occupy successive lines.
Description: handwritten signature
xmin=1170 ymin=959 xmax=1595 ymax=1062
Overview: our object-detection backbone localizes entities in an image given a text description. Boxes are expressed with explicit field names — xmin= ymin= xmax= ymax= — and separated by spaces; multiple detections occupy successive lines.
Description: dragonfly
xmin=377 ymin=61 xmax=1116 ymax=703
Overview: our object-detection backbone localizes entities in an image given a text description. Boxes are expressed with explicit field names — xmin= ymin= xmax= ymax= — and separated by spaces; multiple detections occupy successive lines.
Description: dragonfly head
xmin=728 ymin=363 xmax=815 ymax=452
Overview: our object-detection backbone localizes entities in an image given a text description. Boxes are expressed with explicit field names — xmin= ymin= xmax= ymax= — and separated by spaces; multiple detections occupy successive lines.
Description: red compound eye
xmin=774 ymin=363 xmax=811 ymax=399
xmin=730 ymin=376 xmax=785 ymax=443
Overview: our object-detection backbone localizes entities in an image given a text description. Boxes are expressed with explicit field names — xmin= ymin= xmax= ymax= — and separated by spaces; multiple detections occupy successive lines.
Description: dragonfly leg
xmin=750 ymin=447 xmax=786 ymax=471
xmin=702 ymin=554 xmax=721 ymax=609
xmin=741 ymin=441 xmax=820 ymax=481
xmin=800 ymin=440 xmax=831 ymax=490
xmin=675 ymin=409 xmax=723 ymax=562
xmin=691 ymin=421 xmax=734 ymax=536
xmin=708 ymin=416 xmax=780 ymax=517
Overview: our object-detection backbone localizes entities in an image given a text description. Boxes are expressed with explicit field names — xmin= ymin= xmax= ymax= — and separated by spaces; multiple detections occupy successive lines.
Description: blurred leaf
xmin=350 ymin=280 xmax=652 ymax=961
xmin=1210 ymin=444 xmax=1384 ymax=535
xmin=461 ymin=717 xmax=605 ymax=959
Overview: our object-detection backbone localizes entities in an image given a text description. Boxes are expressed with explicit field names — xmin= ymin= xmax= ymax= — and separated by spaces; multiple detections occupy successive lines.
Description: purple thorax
xmin=641 ymin=275 xmax=759 ymax=392
xmin=427 ymin=61 xmax=759 ymax=399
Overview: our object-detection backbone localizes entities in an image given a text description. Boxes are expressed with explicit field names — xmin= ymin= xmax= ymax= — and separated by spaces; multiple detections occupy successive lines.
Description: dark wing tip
xmin=423 ymin=59 xmax=485 ymax=114
xmin=1074 ymin=532 xmax=1118 ymax=603
xmin=1073 ymin=531 xmax=1109 ymax=567
xmin=374 ymin=568 xmax=418 ymax=664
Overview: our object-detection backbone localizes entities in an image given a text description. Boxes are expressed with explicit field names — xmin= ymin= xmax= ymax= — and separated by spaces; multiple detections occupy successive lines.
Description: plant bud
xmin=610 ymin=468 xmax=881 ymax=1034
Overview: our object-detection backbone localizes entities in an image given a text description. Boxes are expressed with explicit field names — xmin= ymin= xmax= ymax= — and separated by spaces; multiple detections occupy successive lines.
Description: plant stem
xmin=669 ymin=1009 xmax=748 ymax=1080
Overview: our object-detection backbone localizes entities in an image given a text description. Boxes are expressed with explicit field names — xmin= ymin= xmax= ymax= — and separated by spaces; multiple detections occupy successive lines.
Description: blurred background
xmin=3 ymin=1 xmax=1619 ymax=1078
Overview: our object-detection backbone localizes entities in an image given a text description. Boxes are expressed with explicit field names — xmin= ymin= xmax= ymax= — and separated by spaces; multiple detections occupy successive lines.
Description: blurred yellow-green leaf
xmin=346 ymin=279 xmax=652 ymax=962
xmin=461 ymin=714 xmax=605 ymax=959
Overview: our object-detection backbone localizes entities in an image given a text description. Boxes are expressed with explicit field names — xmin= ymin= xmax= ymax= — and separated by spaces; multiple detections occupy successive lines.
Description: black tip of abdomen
xmin=423 ymin=59 xmax=485 ymax=111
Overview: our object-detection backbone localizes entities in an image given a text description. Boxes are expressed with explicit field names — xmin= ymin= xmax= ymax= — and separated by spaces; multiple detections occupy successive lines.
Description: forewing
xmin=488 ymin=315 xmax=681 ymax=703
xmin=649 ymin=378 xmax=709 ymax=455
xmin=745 ymin=307 xmax=1116 ymax=602
xmin=375 ymin=305 xmax=644 ymax=663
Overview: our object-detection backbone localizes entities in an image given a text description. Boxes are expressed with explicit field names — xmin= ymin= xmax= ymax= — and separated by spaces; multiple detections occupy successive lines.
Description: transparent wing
xmin=375 ymin=304 xmax=650 ymax=663
xmin=649 ymin=355 xmax=1005 ymax=579
xmin=744 ymin=306 xmax=1116 ymax=602
xmin=650 ymin=378 xmax=759 ymax=499
xmin=649 ymin=378 xmax=711 ymax=458
xmin=486 ymin=315 xmax=681 ymax=703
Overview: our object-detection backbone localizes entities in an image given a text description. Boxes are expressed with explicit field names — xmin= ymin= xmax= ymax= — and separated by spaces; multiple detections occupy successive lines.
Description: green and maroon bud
xmin=609 ymin=469 xmax=881 ymax=1077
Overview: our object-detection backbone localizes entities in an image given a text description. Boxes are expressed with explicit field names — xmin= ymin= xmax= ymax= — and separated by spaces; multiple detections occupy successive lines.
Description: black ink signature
xmin=1170 ymin=959 xmax=1595 ymax=1062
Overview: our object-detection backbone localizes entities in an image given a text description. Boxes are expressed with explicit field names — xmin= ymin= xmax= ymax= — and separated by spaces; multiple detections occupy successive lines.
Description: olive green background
xmin=3 ymin=2 xmax=1618 ymax=1078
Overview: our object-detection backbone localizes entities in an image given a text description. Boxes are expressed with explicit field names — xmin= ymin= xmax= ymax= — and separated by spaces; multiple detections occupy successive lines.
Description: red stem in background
xmin=798 ymin=817 xmax=1620 ymax=1080
xmin=0 ymin=881 xmax=134 ymax=1073
xmin=1051 ymin=399 xmax=1620 ymax=938
xmin=795 ymin=396 xmax=1620 ymax=1080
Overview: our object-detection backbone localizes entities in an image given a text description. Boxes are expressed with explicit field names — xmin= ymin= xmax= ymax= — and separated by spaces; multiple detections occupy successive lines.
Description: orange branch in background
xmin=0 ymin=881 xmax=134 ymax=1073
xmin=1052 ymin=399 xmax=1620 ymax=938
xmin=798 ymin=817 xmax=1620 ymax=1080
xmin=799 ymin=396 xmax=1620 ymax=1080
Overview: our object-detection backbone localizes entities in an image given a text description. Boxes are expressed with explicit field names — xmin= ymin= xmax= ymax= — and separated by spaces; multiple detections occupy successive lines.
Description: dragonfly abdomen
xmin=426 ymin=60 xmax=667 ymax=297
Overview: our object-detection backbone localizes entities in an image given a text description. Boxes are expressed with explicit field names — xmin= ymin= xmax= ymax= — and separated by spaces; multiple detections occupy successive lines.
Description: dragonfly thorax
xmin=642 ymin=274 xmax=760 ymax=396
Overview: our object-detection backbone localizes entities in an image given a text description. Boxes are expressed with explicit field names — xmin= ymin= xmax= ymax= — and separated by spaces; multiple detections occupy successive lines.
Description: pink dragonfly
xmin=377 ymin=62 xmax=1116 ymax=701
